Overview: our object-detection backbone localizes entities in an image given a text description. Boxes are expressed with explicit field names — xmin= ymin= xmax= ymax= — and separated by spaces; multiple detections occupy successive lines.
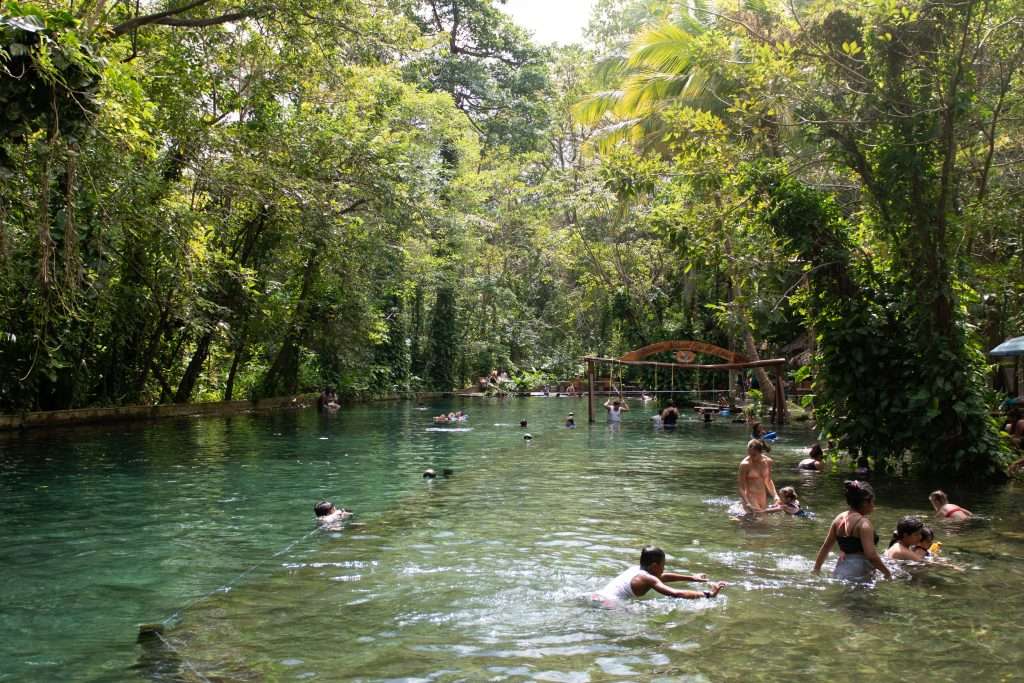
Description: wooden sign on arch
xmin=619 ymin=340 xmax=751 ymax=365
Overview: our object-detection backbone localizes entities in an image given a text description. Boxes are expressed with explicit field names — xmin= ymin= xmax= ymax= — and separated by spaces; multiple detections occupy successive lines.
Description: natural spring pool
xmin=2 ymin=399 xmax=1023 ymax=682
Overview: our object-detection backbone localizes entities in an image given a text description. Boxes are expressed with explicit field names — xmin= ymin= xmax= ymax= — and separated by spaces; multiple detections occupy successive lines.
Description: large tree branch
xmin=111 ymin=0 xmax=259 ymax=36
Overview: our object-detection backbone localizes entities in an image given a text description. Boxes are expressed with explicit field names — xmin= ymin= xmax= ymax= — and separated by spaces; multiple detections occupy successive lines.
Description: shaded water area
xmin=2 ymin=399 xmax=1024 ymax=682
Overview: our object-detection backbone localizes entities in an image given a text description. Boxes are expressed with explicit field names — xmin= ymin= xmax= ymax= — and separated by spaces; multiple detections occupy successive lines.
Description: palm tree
xmin=573 ymin=14 xmax=724 ymax=155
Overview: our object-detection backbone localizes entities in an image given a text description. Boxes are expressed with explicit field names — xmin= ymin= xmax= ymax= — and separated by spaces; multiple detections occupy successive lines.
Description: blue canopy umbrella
xmin=989 ymin=336 xmax=1024 ymax=357
xmin=990 ymin=337 xmax=1024 ymax=399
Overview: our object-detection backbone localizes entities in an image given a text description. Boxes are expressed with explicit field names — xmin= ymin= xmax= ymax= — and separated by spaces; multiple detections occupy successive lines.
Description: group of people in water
xmin=433 ymin=410 xmax=468 ymax=423
xmin=314 ymin=396 xmax=978 ymax=606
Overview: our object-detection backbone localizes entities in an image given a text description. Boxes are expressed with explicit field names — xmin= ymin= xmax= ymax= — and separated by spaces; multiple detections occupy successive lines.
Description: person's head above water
xmin=751 ymin=422 xmax=765 ymax=436
xmin=747 ymin=438 xmax=768 ymax=455
xmin=520 ymin=419 xmax=528 ymax=428
xmin=809 ymin=443 xmax=824 ymax=460
xmin=929 ymin=490 xmax=948 ymax=507
xmin=314 ymin=500 xmax=336 ymax=517
xmin=778 ymin=486 xmax=798 ymax=504
xmin=889 ymin=515 xmax=924 ymax=547
xmin=639 ymin=545 xmax=666 ymax=573
xmin=843 ymin=479 xmax=875 ymax=512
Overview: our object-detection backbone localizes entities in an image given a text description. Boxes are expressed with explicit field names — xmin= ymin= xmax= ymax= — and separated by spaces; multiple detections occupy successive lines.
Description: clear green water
xmin=2 ymin=399 xmax=1024 ymax=682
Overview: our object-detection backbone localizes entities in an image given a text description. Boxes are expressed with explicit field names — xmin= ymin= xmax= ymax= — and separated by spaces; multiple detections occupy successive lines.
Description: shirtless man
xmin=738 ymin=439 xmax=779 ymax=513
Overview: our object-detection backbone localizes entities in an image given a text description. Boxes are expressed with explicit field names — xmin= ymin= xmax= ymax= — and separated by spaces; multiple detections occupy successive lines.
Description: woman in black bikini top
xmin=812 ymin=480 xmax=892 ymax=581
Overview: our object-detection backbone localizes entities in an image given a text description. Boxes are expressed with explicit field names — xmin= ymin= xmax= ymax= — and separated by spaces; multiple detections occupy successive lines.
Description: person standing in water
xmin=798 ymin=443 xmax=825 ymax=471
xmin=660 ymin=400 xmax=680 ymax=428
xmin=812 ymin=480 xmax=891 ymax=581
xmin=592 ymin=546 xmax=726 ymax=605
xmin=603 ymin=398 xmax=629 ymax=423
xmin=737 ymin=439 xmax=780 ymax=513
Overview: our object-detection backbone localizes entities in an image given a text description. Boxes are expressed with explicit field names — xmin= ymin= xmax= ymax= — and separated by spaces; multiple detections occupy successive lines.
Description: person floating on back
xmin=929 ymin=490 xmax=972 ymax=521
xmin=592 ymin=546 xmax=726 ymax=606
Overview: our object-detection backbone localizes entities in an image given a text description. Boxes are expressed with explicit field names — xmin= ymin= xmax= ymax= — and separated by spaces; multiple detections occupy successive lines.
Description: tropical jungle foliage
xmin=2 ymin=0 xmax=1023 ymax=477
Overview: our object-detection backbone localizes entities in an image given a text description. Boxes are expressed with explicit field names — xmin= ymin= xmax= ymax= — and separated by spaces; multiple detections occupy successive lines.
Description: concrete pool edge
xmin=0 ymin=392 xmax=453 ymax=431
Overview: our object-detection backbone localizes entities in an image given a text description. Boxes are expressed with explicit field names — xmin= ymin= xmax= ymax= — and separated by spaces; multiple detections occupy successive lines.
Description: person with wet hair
xmin=738 ymin=439 xmax=779 ymax=514
xmin=929 ymin=490 xmax=972 ymax=521
xmin=885 ymin=516 xmax=925 ymax=561
xmin=913 ymin=526 xmax=939 ymax=559
xmin=592 ymin=546 xmax=726 ymax=605
xmin=812 ymin=480 xmax=891 ymax=581
xmin=765 ymin=486 xmax=810 ymax=518
xmin=314 ymin=500 xmax=352 ymax=528
xmin=798 ymin=443 xmax=825 ymax=471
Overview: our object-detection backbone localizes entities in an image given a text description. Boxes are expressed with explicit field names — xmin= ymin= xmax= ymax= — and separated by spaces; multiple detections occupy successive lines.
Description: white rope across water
xmin=159 ymin=527 xmax=321 ymax=628
xmin=142 ymin=527 xmax=325 ymax=679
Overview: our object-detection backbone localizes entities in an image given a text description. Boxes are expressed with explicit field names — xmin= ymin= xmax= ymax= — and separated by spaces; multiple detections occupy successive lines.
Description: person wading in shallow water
xmin=592 ymin=546 xmax=726 ymax=605
xmin=813 ymin=480 xmax=891 ymax=582
xmin=603 ymin=398 xmax=629 ymax=423
xmin=737 ymin=439 xmax=779 ymax=514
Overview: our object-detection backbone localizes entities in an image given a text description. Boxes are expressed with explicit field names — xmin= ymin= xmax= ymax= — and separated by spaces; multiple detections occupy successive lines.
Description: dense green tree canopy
xmin=2 ymin=0 xmax=1023 ymax=477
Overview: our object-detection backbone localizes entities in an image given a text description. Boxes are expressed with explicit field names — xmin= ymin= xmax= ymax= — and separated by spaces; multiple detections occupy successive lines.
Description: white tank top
xmin=608 ymin=406 xmax=623 ymax=422
xmin=595 ymin=566 xmax=652 ymax=601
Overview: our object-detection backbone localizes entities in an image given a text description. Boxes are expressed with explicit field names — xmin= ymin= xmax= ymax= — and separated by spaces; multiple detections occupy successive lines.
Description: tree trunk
xmin=742 ymin=329 xmax=776 ymax=400
xmin=174 ymin=331 xmax=215 ymax=403
xmin=260 ymin=250 xmax=320 ymax=397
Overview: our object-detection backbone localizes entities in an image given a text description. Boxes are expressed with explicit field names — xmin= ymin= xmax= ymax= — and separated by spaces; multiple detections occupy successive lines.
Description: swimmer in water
xmin=592 ymin=546 xmax=725 ymax=605
xmin=929 ymin=490 xmax=972 ymax=521
xmin=314 ymin=500 xmax=352 ymax=529
xmin=565 ymin=413 xmax=576 ymax=428
xmin=798 ymin=443 xmax=825 ymax=471
xmin=913 ymin=526 xmax=938 ymax=559
xmin=884 ymin=516 xmax=924 ymax=561
xmin=765 ymin=486 xmax=809 ymax=517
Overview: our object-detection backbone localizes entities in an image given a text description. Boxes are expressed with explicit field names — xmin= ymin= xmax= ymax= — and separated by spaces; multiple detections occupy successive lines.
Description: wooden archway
xmin=584 ymin=340 xmax=786 ymax=425
xmin=619 ymin=340 xmax=752 ymax=365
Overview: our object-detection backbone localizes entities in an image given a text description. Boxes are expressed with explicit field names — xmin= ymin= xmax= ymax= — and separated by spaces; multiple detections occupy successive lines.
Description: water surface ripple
xmin=1 ymin=400 xmax=1023 ymax=682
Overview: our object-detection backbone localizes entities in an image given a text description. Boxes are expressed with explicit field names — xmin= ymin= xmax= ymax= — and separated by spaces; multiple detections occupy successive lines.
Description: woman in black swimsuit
xmin=812 ymin=480 xmax=892 ymax=581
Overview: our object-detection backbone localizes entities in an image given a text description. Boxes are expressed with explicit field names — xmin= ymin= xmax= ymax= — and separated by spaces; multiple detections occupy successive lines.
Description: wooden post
xmin=587 ymin=359 xmax=596 ymax=423
xmin=773 ymin=366 xmax=787 ymax=425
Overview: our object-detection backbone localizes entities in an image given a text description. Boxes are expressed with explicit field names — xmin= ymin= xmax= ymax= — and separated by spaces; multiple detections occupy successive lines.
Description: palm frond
xmin=573 ymin=90 xmax=626 ymax=126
